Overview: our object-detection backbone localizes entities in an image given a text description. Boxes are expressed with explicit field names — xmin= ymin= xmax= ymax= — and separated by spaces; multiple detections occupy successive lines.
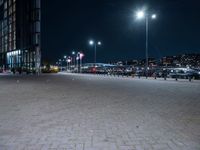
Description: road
xmin=0 ymin=73 xmax=200 ymax=150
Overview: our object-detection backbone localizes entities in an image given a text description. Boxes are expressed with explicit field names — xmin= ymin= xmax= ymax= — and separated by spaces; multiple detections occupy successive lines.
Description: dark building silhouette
xmin=0 ymin=0 xmax=41 ymax=73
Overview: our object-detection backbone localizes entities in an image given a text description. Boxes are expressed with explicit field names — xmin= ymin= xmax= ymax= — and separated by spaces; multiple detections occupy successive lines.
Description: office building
xmin=0 ymin=0 xmax=41 ymax=73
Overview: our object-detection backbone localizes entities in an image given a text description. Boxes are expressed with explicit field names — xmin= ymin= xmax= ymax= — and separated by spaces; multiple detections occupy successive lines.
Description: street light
xmin=72 ymin=51 xmax=75 ymax=55
xmin=63 ymin=55 xmax=68 ymax=71
xmin=71 ymin=51 xmax=76 ymax=69
xmin=89 ymin=40 xmax=94 ymax=45
xmin=76 ymin=54 xmax=80 ymax=72
xmin=151 ymin=14 xmax=156 ymax=19
xmin=59 ymin=59 xmax=63 ymax=71
xmin=135 ymin=9 xmax=157 ymax=78
xmin=79 ymin=52 xmax=84 ymax=73
xmin=89 ymin=40 xmax=101 ymax=66
xmin=97 ymin=41 xmax=101 ymax=45
xmin=67 ymin=56 xmax=72 ymax=71
xmin=136 ymin=11 xmax=145 ymax=19
xmin=75 ymin=52 xmax=84 ymax=73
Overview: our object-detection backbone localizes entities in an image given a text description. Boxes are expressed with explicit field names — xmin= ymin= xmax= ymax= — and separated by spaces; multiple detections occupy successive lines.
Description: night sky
xmin=41 ymin=0 xmax=200 ymax=63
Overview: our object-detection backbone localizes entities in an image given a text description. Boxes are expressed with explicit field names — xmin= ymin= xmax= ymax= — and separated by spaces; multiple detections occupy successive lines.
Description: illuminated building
xmin=0 ymin=0 xmax=41 ymax=73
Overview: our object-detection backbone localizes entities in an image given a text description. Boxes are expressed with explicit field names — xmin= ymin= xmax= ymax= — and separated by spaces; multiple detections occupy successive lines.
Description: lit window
xmin=4 ymin=1 xmax=7 ymax=9
xmin=35 ymin=0 xmax=40 ymax=8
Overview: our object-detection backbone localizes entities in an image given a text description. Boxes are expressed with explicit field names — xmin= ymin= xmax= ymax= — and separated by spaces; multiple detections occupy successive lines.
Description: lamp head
xmin=136 ymin=10 xmax=145 ymax=19
xmin=151 ymin=14 xmax=156 ymax=19
xmin=89 ymin=40 xmax=94 ymax=45
xmin=97 ymin=41 xmax=101 ymax=45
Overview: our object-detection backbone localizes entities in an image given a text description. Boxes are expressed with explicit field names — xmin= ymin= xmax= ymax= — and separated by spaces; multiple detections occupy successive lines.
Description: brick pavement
xmin=0 ymin=74 xmax=200 ymax=150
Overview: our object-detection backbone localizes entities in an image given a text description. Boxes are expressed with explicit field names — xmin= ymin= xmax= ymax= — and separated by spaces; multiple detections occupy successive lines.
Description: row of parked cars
xmin=81 ymin=66 xmax=200 ymax=80
xmin=166 ymin=68 xmax=200 ymax=79
xmin=81 ymin=66 xmax=133 ymax=76
xmin=136 ymin=68 xmax=200 ymax=79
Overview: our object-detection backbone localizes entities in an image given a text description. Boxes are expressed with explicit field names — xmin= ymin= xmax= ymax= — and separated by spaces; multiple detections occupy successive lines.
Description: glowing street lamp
xmin=135 ymin=9 xmax=157 ymax=78
xmin=72 ymin=51 xmax=75 ymax=55
xmin=89 ymin=40 xmax=102 ymax=66
xmin=66 ymin=57 xmax=72 ymax=71
xmin=75 ymin=52 xmax=84 ymax=73
xmin=71 ymin=51 xmax=76 ymax=68
xmin=58 ymin=59 xmax=63 ymax=71
xmin=151 ymin=14 xmax=156 ymax=19
xmin=79 ymin=52 xmax=84 ymax=59
xmin=79 ymin=52 xmax=84 ymax=73
xmin=67 ymin=58 xmax=71 ymax=63
xmin=89 ymin=40 xmax=94 ymax=45
xmin=136 ymin=10 xmax=145 ymax=19
xmin=97 ymin=41 xmax=101 ymax=45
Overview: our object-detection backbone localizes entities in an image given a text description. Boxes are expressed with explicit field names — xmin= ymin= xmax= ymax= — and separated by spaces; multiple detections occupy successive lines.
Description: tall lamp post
xmin=72 ymin=51 xmax=76 ymax=69
xmin=76 ymin=52 xmax=84 ymax=73
xmin=67 ymin=57 xmax=72 ymax=71
xmin=59 ymin=59 xmax=62 ymax=71
xmin=64 ymin=55 xmax=67 ymax=71
xmin=79 ymin=52 xmax=84 ymax=73
xmin=89 ymin=40 xmax=101 ymax=66
xmin=136 ymin=10 xmax=156 ymax=77
xmin=76 ymin=54 xmax=79 ymax=73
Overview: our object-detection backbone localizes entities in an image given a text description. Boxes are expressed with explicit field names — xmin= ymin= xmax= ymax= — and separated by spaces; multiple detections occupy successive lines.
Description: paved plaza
xmin=0 ymin=73 xmax=200 ymax=150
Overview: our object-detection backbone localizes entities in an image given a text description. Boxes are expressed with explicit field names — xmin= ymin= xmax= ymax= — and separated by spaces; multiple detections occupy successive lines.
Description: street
xmin=0 ymin=73 xmax=200 ymax=150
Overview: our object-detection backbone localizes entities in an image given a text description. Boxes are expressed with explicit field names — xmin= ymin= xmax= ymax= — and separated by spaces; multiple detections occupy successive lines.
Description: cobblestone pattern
xmin=0 ymin=74 xmax=200 ymax=150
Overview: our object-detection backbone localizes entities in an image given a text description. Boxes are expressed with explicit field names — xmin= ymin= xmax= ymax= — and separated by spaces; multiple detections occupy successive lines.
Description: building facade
xmin=0 ymin=0 xmax=41 ymax=73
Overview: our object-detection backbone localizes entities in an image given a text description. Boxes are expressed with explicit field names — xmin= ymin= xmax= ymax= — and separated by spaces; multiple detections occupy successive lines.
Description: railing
xmin=80 ymin=70 xmax=200 ymax=82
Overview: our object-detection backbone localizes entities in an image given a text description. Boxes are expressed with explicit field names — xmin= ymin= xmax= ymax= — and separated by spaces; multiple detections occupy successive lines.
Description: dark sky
xmin=41 ymin=0 xmax=200 ymax=63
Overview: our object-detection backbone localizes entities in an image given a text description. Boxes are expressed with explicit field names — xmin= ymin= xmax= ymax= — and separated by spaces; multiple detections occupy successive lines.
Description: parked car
xmin=168 ymin=69 xmax=200 ymax=79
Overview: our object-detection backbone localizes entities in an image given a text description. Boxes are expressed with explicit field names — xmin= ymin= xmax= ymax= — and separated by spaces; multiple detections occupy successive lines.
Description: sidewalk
xmin=59 ymin=72 xmax=200 ymax=83
xmin=0 ymin=72 xmax=12 ymax=76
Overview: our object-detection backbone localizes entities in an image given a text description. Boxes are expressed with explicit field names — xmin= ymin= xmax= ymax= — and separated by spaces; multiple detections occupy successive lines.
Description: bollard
xmin=154 ymin=76 xmax=157 ymax=79
xmin=189 ymin=76 xmax=191 ymax=82
xmin=164 ymin=77 xmax=166 ymax=80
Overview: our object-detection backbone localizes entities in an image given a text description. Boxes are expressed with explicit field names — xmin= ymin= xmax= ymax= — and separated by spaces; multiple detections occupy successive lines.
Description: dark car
xmin=168 ymin=69 xmax=200 ymax=79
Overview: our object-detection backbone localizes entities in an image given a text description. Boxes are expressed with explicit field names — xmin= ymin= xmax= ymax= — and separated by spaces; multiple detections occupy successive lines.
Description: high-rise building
xmin=0 ymin=0 xmax=41 ymax=73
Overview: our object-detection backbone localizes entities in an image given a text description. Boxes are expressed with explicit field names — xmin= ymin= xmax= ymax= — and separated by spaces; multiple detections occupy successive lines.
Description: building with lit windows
xmin=0 ymin=0 xmax=41 ymax=73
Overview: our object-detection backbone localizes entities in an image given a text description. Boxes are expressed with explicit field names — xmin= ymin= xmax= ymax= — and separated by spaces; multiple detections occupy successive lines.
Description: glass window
xmin=35 ymin=21 xmax=40 ymax=32
xmin=34 ymin=33 xmax=40 ymax=45
xmin=13 ymin=13 xmax=16 ymax=22
xmin=13 ymin=3 xmax=16 ymax=12
xmin=9 ymin=0 xmax=11 ymax=6
xmin=9 ymin=6 xmax=12 ymax=15
xmin=35 ymin=0 xmax=40 ymax=9
xmin=4 ymin=11 xmax=7 ymax=18
xmin=4 ymin=1 xmax=7 ymax=9
xmin=9 ymin=17 xmax=12 ymax=24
